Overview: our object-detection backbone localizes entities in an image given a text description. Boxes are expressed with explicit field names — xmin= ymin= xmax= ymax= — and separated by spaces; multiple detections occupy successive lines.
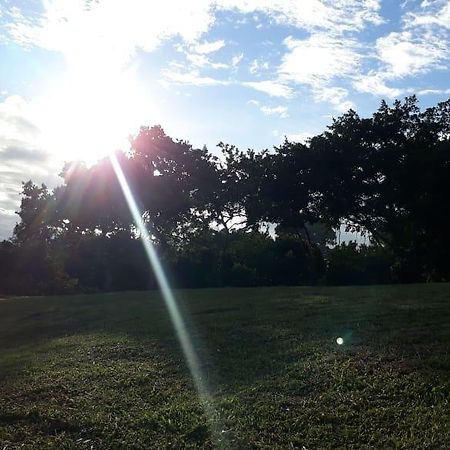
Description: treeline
xmin=1 ymin=96 xmax=449 ymax=294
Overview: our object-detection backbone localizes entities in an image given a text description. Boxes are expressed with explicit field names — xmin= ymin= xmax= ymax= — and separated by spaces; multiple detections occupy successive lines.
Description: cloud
xmin=260 ymin=105 xmax=288 ymax=118
xmin=314 ymin=87 xmax=354 ymax=112
xmin=278 ymin=35 xmax=358 ymax=110
xmin=416 ymin=88 xmax=450 ymax=95
xmin=2 ymin=0 xmax=385 ymax=114
xmin=407 ymin=1 xmax=450 ymax=29
xmin=0 ymin=96 xmax=61 ymax=239
xmin=0 ymin=146 xmax=49 ymax=163
xmin=0 ymin=95 xmax=40 ymax=138
xmin=0 ymin=211 xmax=16 ymax=241
xmin=231 ymin=53 xmax=244 ymax=67
xmin=161 ymin=69 xmax=229 ymax=86
xmin=3 ymin=1 xmax=215 ymax=71
xmin=249 ymin=58 xmax=270 ymax=74
xmin=279 ymin=35 xmax=360 ymax=88
xmin=242 ymin=80 xmax=293 ymax=98
xmin=182 ymin=39 xmax=229 ymax=69
xmin=363 ymin=3 xmax=450 ymax=94
xmin=376 ymin=31 xmax=448 ymax=78
xmin=286 ymin=131 xmax=312 ymax=143
xmin=352 ymin=15 xmax=450 ymax=100
xmin=193 ymin=39 xmax=226 ymax=54
xmin=216 ymin=0 xmax=383 ymax=33
xmin=353 ymin=73 xmax=403 ymax=98
xmin=162 ymin=73 xmax=293 ymax=99
xmin=186 ymin=52 xmax=229 ymax=69
xmin=248 ymin=100 xmax=289 ymax=118
xmin=3 ymin=1 xmax=383 ymax=74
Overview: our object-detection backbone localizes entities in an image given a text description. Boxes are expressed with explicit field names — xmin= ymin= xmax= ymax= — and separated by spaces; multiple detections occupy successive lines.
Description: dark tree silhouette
xmin=3 ymin=96 xmax=450 ymax=294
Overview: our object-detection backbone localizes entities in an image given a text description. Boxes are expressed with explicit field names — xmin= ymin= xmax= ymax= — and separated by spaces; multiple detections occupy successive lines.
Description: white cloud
xmin=4 ymin=0 xmax=383 ymax=69
xmin=216 ymin=0 xmax=383 ymax=33
xmin=4 ymin=1 xmax=215 ymax=71
xmin=231 ymin=53 xmax=244 ymax=67
xmin=179 ymin=39 xmax=229 ymax=69
xmin=162 ymin=74 xmax=293 ymax=98
xmin=193 ymin=39 xmax=226 ymax=54
xmin=286 ymin=131 xmax=312 ymax=143
xmin=314 ymin=87 xmax=354 ymax=112
xmin=186 ymin=53 xmax=210 ymax=67
xmin=249 ymin=59 xmax=270 ymax=74
xmin=161 ymin=69 xmax=229 ymax=86
xmin=0 ymin=96 xmax=60 ymax=240
xmin=355 ymin=26 xmax=450 ymax=100
xmin=353 ymin=73 xmax=403 ymax=98
xmin=186 ymin=52 xmax=229 ymax=69
xmin=416 ymin=88 xmax=450 ymax=95
xmin=248 ymin=100 xmax=289 ymax=118
xmin=2 ymin=0 xmax=385 ymax=115
xmin=376 ymin=31 xmax=448 ymax=78
xmin=0 ymin=95 xmax=40 ymax=142
xmin=242 ymin=80 xmax=293 ymax=98
xmin=0 ymin=208 xmax=15 ymax=218
xmin=279 ymin=35 xmax=360 ymax=88
xmin=261 ymin=105 xmax=288 ymax=118
xmin=348 ymin=2 xmax=450 ymax=101
xmin=407 ymin=1 xmax=450 ymax=29
xmin=278 ymin=35 xmax=358 ymax=110
xmin=162 ymin=70 xmax=295 ymax=99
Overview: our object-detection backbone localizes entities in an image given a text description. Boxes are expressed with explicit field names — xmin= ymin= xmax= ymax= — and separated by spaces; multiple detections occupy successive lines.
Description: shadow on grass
xmin=1 ymin=284 xmax=450 ymax=448
xmin=1 ymin=285 xmax=450 ymax=390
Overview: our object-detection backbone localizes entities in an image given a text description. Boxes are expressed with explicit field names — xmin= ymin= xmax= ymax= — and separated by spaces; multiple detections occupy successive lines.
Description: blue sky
xmin=1 ymin=0 xmax=450 ymax=238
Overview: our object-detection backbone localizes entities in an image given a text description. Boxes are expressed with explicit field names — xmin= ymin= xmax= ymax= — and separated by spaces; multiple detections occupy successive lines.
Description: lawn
xmin=1 ymin=284 xmax=450 ymax=449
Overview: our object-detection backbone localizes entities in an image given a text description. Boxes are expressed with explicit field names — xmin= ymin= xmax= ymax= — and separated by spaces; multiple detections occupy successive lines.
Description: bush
xmin=326 ymin=242 xmax=394 ymax=285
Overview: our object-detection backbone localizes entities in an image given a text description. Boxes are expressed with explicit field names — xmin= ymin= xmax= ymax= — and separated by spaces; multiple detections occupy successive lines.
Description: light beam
xmin=110 ymin=154 xmax=225 ymax=447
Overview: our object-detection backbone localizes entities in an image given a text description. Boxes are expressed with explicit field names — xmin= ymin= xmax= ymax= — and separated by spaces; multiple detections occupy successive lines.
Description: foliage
xmin=170 ymin=230 xmax=325 ymax=288
xmin=2 ymin=97 xmax=450 ymax=294
xmin=326 ymin=242 xmax=394 ymax=285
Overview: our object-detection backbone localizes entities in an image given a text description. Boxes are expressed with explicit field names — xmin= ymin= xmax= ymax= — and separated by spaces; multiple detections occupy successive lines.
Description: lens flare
xmin=110 ymin=154 xmax=225 ymax=446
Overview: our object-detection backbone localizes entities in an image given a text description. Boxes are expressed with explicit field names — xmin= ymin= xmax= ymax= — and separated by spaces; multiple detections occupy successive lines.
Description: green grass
xmin=1 ymin=284 xmax=450 ymax=449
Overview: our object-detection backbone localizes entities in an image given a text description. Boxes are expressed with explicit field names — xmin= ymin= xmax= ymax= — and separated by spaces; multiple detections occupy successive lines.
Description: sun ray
xmin=109 ymin=153 xmax=226 ymax=447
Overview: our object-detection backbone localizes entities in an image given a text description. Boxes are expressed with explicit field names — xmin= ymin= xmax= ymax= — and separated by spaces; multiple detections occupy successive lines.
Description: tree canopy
xmin=2 ymin=96 xmax=450 ymax=294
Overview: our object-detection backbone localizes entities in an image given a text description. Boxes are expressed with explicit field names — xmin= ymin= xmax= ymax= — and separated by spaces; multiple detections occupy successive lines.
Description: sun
xmin=23 ymin=0 xmax=161 ymax=167
xmin=35 ymin=64 xmax=150 ymax=165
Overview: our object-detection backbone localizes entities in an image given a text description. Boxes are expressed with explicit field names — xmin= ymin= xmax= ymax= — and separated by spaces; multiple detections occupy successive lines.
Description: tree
xmin=13 ymin=181 xmax=56 ymax=245
xmin=8 ymin=97 xmax=450 ymax=293
xmin=275 ymin=97 xmax=450 ymax=280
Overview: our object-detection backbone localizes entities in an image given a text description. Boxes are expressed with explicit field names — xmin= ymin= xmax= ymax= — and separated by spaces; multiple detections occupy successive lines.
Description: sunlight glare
xmin=35 ymin=66 xmax=149 ymax=164
xmin=26 ymin=0 xmax=165 ymax=165
xmin=110 ymin=154 xmax=225 ymax=447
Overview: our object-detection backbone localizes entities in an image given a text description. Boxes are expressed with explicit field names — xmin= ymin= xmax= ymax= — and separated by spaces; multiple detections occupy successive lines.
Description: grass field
xmin=1 ymin=284 xmax=450 ymax=449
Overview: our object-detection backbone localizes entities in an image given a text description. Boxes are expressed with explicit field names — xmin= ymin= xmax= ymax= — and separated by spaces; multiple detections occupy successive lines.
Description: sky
xmin=1 ymin=0 xmax=450 ymax=239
